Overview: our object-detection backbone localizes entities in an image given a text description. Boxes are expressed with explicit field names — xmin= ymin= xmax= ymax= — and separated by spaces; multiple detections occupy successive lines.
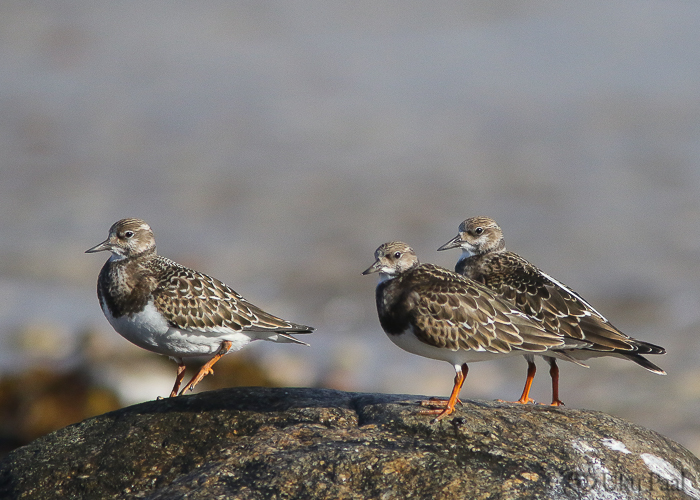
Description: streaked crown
xmin=439 ymin=216 xmax=505 ymax=255
xmin=363 ymin=241 xmax=419 ymax=276
xmin=86 ymin=218 xmax=156 ymax=259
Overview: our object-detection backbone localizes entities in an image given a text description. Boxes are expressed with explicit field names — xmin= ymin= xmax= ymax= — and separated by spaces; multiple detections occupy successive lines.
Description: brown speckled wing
xmin=401 ymin=265 xmax=564 ymax=354
xmin=150 ymin=257 xmax=313 ymax=334
xmin=474 ymin=252 xmax=640 ymax=351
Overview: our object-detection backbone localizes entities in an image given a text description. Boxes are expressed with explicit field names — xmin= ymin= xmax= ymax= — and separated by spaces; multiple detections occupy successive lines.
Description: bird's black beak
xmin=437 ymin=234 xmax=463 ymax=251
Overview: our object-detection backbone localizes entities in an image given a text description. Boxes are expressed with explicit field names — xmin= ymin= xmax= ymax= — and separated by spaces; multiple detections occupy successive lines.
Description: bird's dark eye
xmin=124 ymin=231 xmax=134 ymax=238
xmin=393 ymin=251 xmax=401 ymax=259
xmin=474 ymin=227 xmax=484 ymax=235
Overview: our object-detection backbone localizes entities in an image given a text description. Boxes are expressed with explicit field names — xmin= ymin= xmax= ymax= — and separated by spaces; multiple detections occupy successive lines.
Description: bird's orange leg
xmin=179 ymin=341 xmax=233 ymax=395
xmin=548 ymin=358 xmax=564 ymax=406
xmin=497 ymin=358 xmax=536 ymax=404
xmin=516 ymin=359 xmax=537 ymax=404
xmin=169 ymin=361 xmax=187 ymax=398
xmin=420 ymin=364 xmax=468 ymax=421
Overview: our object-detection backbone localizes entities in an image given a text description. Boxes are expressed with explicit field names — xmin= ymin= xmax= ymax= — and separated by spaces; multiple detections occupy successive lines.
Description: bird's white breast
xmin=387 ymin=328 xmax=523 ymax=365
xmin=99 ymin=298 xmax=254 ymax=357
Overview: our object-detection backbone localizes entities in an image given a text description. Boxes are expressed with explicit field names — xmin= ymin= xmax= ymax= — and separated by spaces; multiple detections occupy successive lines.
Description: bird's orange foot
xmin=418 ymin=398 xmax=462 ymax=423
xmin=497 ymin=397 xmax=535 ymax=404
xmin=419 ymin=397 xmax=463 ymax=408
xmin=419 ymin=406 xmax=456 ymax=422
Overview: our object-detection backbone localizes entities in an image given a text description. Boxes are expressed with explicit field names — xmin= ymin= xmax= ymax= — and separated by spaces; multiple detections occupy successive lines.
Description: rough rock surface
xmin=0 ymin=387 xmax=698 ymax=499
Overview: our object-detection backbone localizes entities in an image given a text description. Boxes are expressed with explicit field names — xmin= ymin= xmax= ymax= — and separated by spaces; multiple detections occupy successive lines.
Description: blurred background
xmin=1 ymin=1 xmax=699 ymax=458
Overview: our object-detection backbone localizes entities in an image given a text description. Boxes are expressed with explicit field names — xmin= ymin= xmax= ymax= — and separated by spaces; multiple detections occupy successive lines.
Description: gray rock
xmin=0 ymin=387 xmax=698 ymax=499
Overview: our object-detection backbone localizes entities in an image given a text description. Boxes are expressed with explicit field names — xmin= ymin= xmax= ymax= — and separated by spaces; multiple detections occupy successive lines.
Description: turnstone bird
xmin=362 ymin=241 xmax=584 ymax=421
xmin=86 ymin=218 xmax=314 ymax=398
xmin=438 ymin=216 xmax=666 ymax=406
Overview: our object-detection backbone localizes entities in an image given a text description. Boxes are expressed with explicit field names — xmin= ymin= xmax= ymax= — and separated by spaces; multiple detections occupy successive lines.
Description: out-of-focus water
xmin=1 ymin=2 xmax=700 ymax=454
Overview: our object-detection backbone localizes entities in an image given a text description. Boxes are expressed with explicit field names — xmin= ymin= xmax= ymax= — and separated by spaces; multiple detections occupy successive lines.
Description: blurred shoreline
xmin=0 ymin=2 xmax=699 ymax=457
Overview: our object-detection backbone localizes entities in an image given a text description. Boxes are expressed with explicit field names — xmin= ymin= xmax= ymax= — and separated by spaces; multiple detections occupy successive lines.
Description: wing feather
xmin=150 ymin=257 xmax=313 ymax=335
xmin=470 ymin=252 xmax=656 ymax=353
xmin=398 ymin=264 xmax=563 ymax=354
